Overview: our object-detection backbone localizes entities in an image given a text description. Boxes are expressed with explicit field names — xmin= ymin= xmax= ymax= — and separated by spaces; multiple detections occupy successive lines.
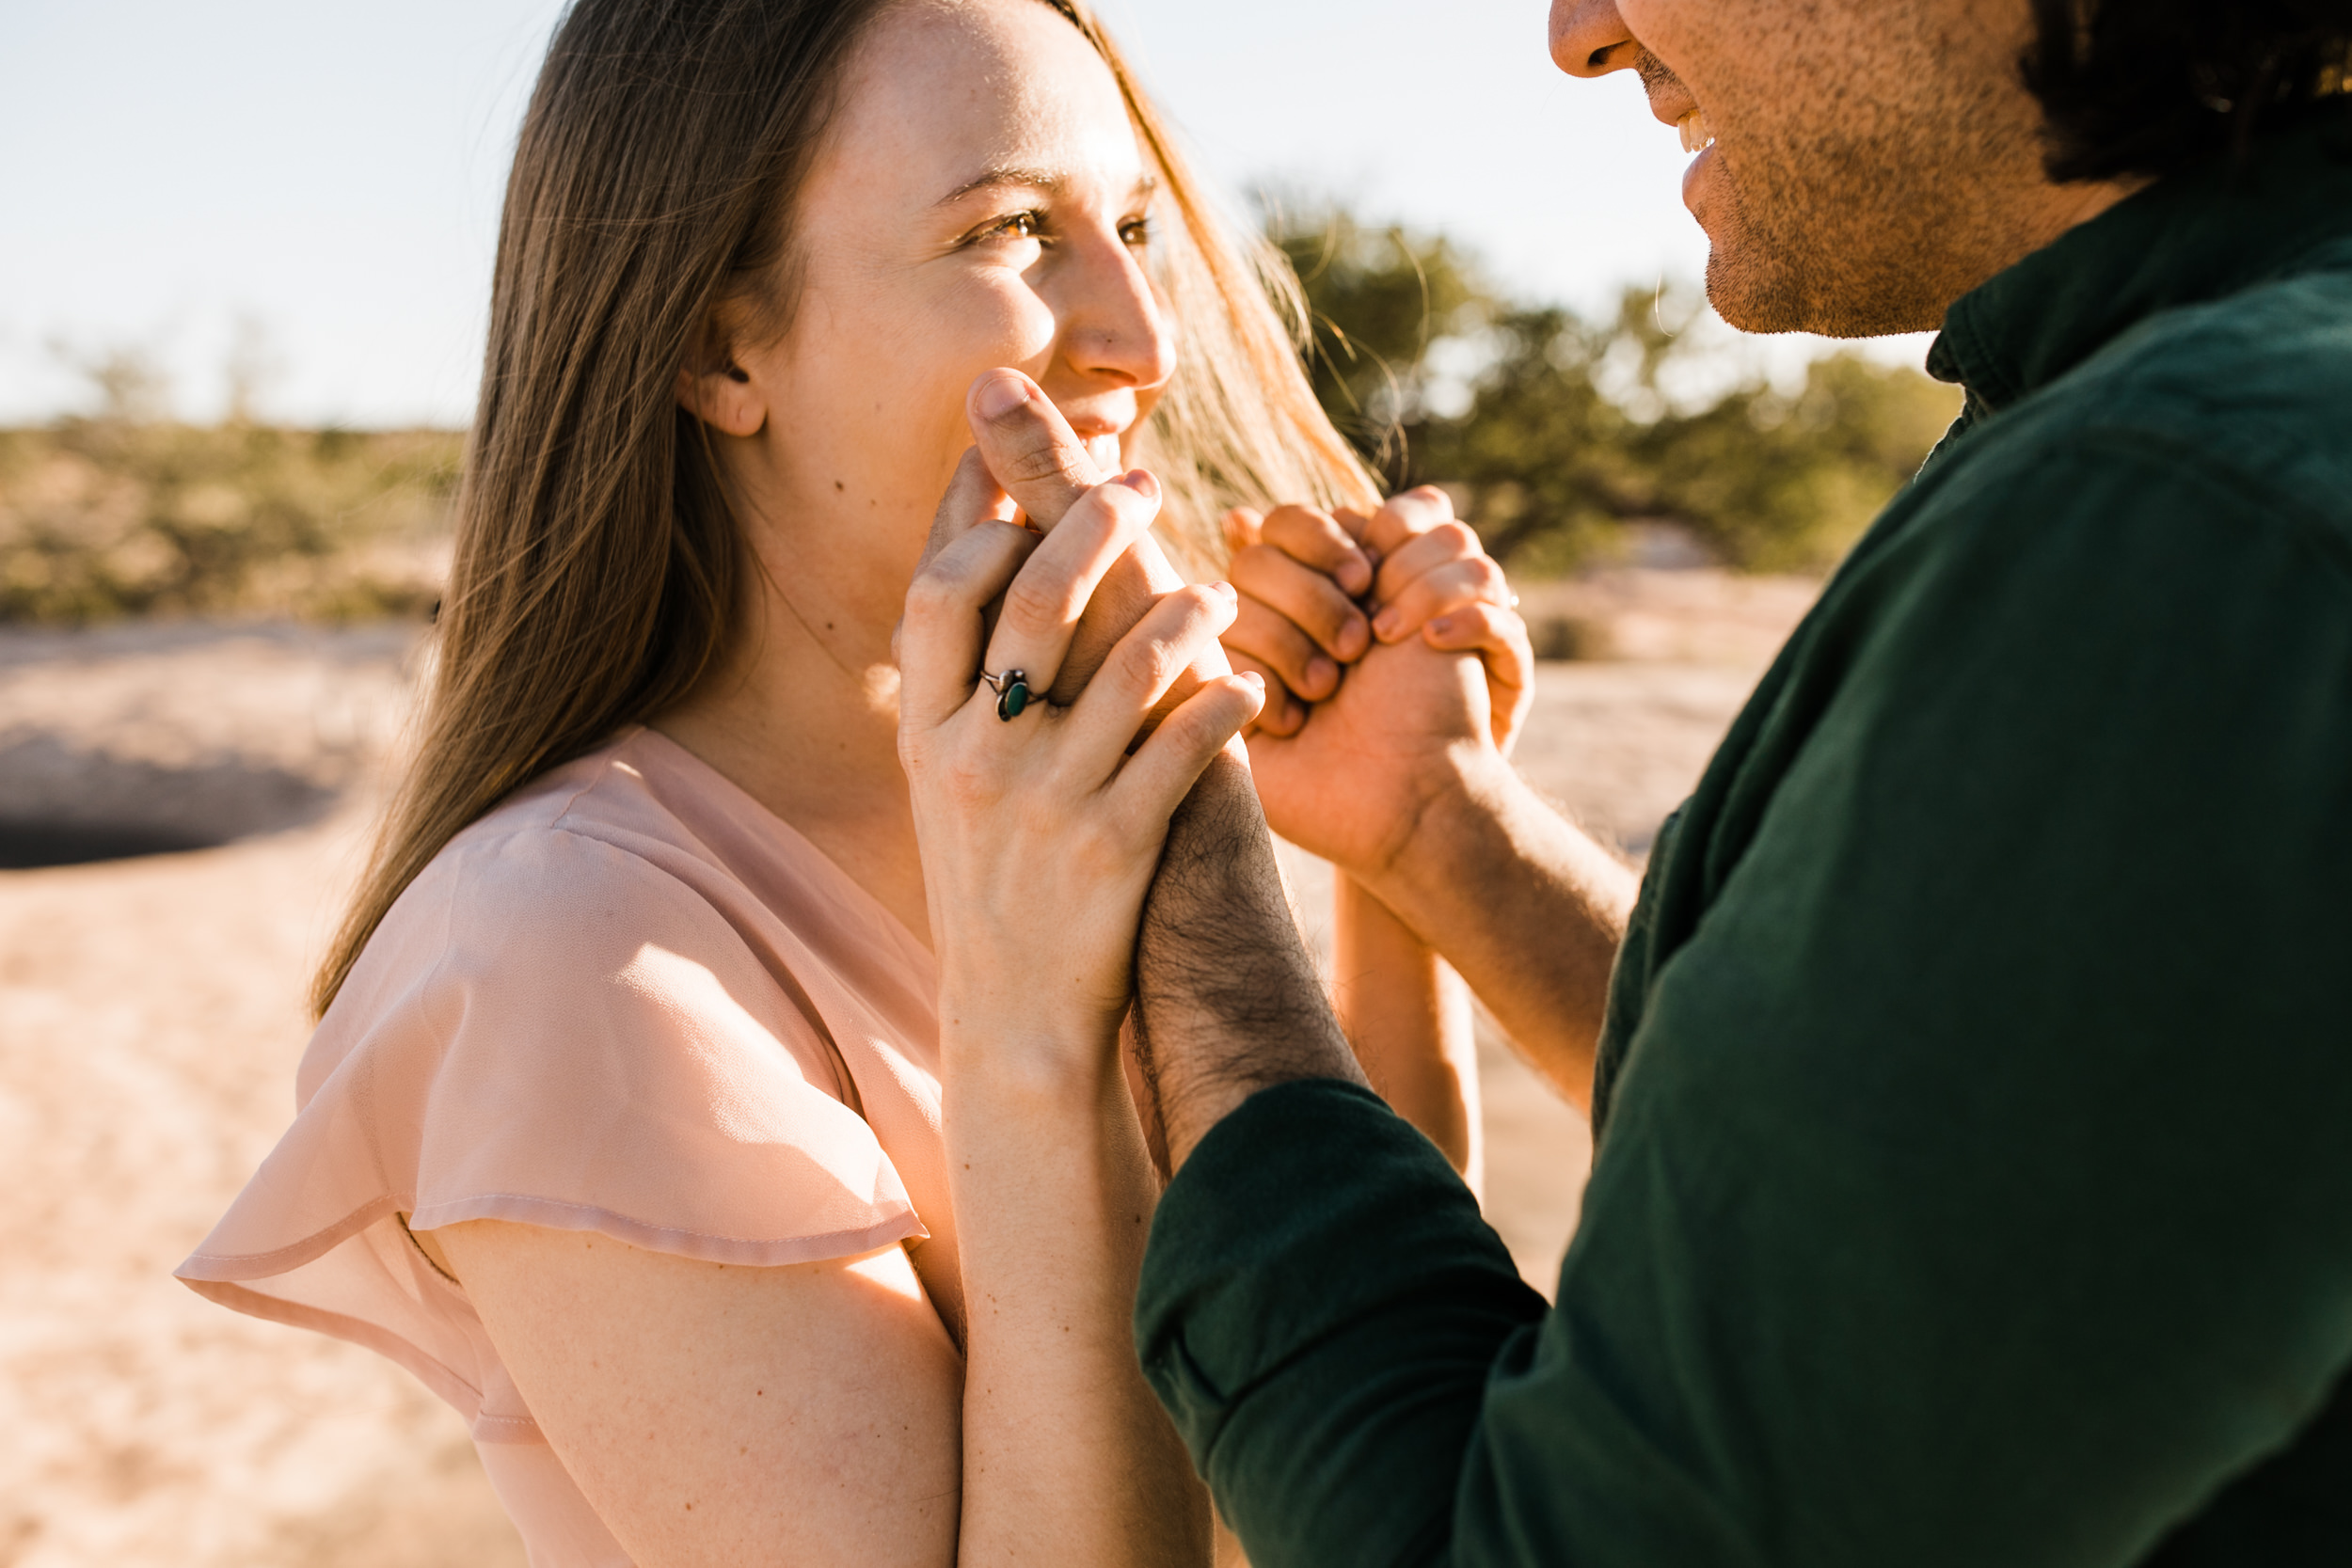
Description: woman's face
xmin=720 ymin=0 xmax=1173 ymax=645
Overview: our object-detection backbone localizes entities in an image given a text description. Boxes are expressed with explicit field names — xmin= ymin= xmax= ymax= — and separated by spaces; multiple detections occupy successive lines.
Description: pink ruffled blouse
xmin=177 ymin=727 xmax=954 ymax=1565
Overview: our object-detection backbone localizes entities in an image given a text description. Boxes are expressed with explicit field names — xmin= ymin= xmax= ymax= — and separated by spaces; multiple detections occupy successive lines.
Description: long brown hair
xmin=313 ymin=0 xmax=1377 ymax=1017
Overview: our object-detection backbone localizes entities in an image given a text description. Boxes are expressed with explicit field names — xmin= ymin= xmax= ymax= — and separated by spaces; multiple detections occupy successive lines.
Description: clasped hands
xmin=897 ymin=368 xmax=1528 ymax=1068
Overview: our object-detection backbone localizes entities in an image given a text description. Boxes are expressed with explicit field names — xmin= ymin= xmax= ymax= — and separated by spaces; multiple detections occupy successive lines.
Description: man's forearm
xmin=1134 ymin=751 xmax=1364 ymax=1168
xmin=1361 ymin=757 xmax=1637 ymax=1112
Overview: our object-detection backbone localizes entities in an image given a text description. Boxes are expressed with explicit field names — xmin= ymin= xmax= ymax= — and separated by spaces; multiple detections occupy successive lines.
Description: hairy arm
xmin=1132 ymin=753 xmax=1365 ymax=1168
xmin=1133 ymin=663 xmax=1634 ymax=1166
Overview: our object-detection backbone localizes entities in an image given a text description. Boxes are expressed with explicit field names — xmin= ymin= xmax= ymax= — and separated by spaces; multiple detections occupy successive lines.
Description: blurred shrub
xmin=0 ymin=414 xmax=459 ymax=625
xmin=1268 ymin=206 xmax=1963 ymax=573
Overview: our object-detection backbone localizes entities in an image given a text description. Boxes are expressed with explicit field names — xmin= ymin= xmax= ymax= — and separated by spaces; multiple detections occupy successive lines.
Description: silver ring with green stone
xmin=981 ymin=668 xmax=1034 ymax=721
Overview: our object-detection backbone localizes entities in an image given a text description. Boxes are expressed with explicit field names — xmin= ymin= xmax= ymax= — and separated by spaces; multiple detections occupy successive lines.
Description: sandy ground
xmin=0 ymin=571 xmax=1805 ymax=1567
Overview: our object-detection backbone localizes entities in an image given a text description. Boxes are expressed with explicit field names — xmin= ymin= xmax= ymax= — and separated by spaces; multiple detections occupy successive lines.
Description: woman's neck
xmin=653 ymin=567 xmax=933 ymax=950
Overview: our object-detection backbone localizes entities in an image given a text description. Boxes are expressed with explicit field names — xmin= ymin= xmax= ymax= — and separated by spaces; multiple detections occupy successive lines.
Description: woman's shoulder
xmin=317 ymin=731 xmax=827 ymax=1092
xmin=362 ymin=731 xmax=747 ymax=973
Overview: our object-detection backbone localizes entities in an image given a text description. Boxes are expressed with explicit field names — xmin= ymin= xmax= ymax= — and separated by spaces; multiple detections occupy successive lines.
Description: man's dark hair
xmin=2025 ymin=0 xmax=2352 ymax=182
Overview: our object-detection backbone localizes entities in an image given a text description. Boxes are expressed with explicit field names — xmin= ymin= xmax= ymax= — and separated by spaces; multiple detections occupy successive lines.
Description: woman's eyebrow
xmin=933 ymin=167 xmax=1160 ymax=206
xmin=936 ymin=166 xmax=1066 ymax=206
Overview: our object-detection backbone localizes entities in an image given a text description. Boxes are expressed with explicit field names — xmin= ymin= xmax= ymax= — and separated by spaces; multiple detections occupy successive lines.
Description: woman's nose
xmin=1056 ymin=232 xmax=1176 ymax=394
xmin=1550 ymin=0 xmax=1640 ymax=77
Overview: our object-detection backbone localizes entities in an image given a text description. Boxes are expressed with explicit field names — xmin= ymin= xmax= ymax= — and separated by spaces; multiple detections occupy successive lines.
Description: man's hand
xmin=1216 ymin=485 xmax=1638 ymax=1109
xmin=1224 ymin=487 xmax=1532 ymax=751
xmin=1220 ymin=488 xmax=1534 ymax=886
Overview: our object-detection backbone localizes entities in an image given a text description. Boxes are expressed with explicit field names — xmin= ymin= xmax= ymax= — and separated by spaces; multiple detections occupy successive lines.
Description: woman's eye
xmin=1120 ymin=217 xmax=1152 ymax=248
xmin=990 ymin=212 xmax=1043 ymax=242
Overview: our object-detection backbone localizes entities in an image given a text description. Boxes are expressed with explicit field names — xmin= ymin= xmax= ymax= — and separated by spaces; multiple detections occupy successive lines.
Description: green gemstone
xmin=997 ymin=680 xmax=1029 ymax=721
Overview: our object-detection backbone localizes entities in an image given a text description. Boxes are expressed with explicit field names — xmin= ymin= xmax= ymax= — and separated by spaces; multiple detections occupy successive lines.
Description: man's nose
xmin=1550 ymin=0 xmax=1640 ymax=77
xmin=1057 ymin=233 xmax=1176 ymax=394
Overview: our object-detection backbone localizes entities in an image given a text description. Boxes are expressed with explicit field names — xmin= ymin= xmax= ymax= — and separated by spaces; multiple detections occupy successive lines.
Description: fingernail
xmin=1307 ymin=655 xmax=1338 ymax=693
xmin=1338 ymin=553 xmax=1372 ymax=594
xmin=1236 ymin=670 xmax=1264 ymax=694
xmin=1373 ymin=607 xmax=1401 ymax=641
xmin=1114 ymin=467 xmax=1160 ymax=499
xmin=1430 ymin=612 xmax=1457 ymax=638
xmin=974 ymin=372 xmax=1027 ymax=420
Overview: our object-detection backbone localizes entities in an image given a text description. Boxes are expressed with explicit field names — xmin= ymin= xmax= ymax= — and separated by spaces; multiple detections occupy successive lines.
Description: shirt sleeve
xmin=178 ymin=822 xmax=923 ymax=1439
xmin=1136 ymin=434 xmax=2352 ymax=1568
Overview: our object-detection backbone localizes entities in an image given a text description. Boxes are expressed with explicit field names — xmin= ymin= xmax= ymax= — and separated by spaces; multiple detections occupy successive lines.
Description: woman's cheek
xmin=941 ymin=273 xmax=1060 ymax=380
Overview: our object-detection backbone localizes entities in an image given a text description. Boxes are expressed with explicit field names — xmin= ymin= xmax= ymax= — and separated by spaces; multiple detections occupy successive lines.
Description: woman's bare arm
xmin=436 ymin=1052 xmax=1205 ymax=1568
xmin=435 ymin=1226 xmax=968 ymax=1565
xmin=1330 ymin=875 xmax=1481 ymax=1188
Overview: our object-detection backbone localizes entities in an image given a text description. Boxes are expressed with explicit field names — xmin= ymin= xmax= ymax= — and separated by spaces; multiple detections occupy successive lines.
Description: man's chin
xmin=1703 ymin=233 xmax=1948 ymax=340
xmin=1701 ymin=240 xmax=1818 ymax=337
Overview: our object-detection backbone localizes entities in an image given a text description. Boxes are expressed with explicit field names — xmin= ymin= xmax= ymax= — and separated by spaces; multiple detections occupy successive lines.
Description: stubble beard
xmin=1682 ymin=46 xmax=2052 ymax=339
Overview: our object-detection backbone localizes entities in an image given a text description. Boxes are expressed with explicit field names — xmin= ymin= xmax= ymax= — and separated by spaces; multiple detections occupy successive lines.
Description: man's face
xmin=1552 ymin=0 xmax=2086 ymax=337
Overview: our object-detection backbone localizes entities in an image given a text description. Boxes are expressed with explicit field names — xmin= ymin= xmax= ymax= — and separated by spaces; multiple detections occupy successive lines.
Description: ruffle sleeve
xmin=175 ymin=820 xmax=924 ymax=1441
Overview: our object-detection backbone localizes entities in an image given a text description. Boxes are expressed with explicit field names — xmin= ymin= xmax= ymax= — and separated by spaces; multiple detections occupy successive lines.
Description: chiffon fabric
xmin=177 ymin=727 xmax=954 ymax=1565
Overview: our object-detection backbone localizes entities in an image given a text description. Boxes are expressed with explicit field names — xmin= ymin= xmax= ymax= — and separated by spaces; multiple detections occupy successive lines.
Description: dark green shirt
xmin=1137 ymin=105 xmax=2352 ymax=1568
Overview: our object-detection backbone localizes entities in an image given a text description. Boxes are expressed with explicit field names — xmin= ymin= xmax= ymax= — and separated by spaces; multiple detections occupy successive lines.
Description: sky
xmin=0 ymin=0 xmax=1914 ymax=427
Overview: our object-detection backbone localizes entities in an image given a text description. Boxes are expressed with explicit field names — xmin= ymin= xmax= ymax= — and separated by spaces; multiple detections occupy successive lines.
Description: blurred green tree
xmin=1265 ymin=205 xmax=1963 ymax=573
xmin=0 ymin=351 xmax=461 ymax=624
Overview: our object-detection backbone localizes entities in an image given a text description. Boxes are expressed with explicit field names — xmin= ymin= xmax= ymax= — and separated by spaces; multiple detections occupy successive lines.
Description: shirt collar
xmin=1927 ymin=100 xmax=2352 ymax=416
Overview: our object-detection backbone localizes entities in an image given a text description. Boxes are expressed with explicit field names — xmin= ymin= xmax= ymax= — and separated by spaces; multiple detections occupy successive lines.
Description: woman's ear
xmin=675 ymin=318 xmax=767 ymax=436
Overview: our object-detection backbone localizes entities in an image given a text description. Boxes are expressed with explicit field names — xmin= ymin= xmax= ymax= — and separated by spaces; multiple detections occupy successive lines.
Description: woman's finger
xmin=978 ymin=469 xmax=1163 ymax=700
xmin=1231 ymin=545 xmax=1370 ymax=668
xmin=1222 ymin=593 xmax=1340 ymax=704
xmin=1107 ymin=673 xmax=1265 ymax=832
xmin=916 ymin=446 xmax=1018 ymax=578
xmin=1425 ymin=599 xmax=1535 ymax=752
xmin=964 ymin=370 xmax=1104 ymax=533
xmin=1373 ymin=546 xmax=1509 ymax=644
xmin=1258 ymin=504 xmax=1373 ymax=597
xmin=897 ymin=518 xmax=1042 ymax=732
xmin=1061 ymin=582 xmax=1240 ymax=782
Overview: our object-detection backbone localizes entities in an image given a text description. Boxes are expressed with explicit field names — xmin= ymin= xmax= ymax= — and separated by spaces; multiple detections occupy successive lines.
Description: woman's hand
xmin=1223 ymin=486 xmax=1533 ymax=752
xmin=897 ymin=440 xmax=1264 ymax=1069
